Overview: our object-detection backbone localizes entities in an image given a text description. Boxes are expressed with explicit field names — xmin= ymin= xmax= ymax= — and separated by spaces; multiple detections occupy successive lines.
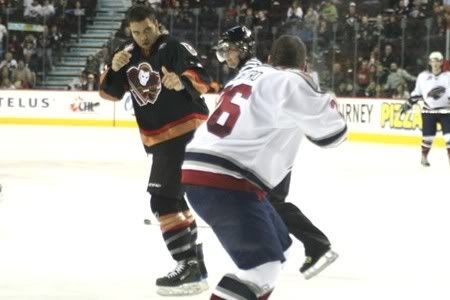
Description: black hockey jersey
xmin=99 ymin=34 xmax=211 ymax=149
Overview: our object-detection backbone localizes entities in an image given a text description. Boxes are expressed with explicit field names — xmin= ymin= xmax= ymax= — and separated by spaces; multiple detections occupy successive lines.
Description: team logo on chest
xmin=126 ymin=62 xmax=162 ymax=106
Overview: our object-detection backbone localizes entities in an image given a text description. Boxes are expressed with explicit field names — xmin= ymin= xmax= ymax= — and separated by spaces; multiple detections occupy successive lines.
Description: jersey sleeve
xmin=99 ymin=43 xmax=130 ymax=100
xmin=164 ymin=40 xmax=211 ymax=97
xmin=407 ymin=73 xmax=424 ymax=104
xmin=282 ymin=73 xmax=347 ymax=147
xmin=410 ymin=73 xmax=423 ymax=98
xmin=99 ymin=68 xmax=127 ymax=100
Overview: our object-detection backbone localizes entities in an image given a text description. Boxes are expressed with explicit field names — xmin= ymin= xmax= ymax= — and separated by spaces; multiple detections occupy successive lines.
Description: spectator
xmin=395 ymin=0 xmax=410 ymax=16
xmin=84 ymin=55 xmax=99 ymax=77
xmin=242 ymin=7 xmax=255 ymax=29
xmin=11 ymin=59 xmax=35 ymax=88
xmin=380 ymin=44 xmax=396 ymax=68
xmin=41 ymin=0 xmax=56 ymax=23
xmin=23 ymin=50 xmax=40 ymax=74
xmin=1 ymin=76 xmax=15 ymax=89
xmin=49 ymin=24 xmax=64 ymax=64
xmin=270 ymin=0 xmax=287 ymax=28
xmin=392 ymin=82 xmax=410 ymax=99
xmin=383 ymin=14 xmax=401 ymax=41
xmin=358 ymin=15 xmax=375 ymax=55
xmin=254 ymin=10 xmax=272 ymax=61
xmin=36 ymin=26 xmax=53 ymax=71
xmin=331 ymin=63 xmax=346 ymax=90
xmin=0 ymin=65 xmax=13 ymax=87
xmin=384 ymin=62 xmax=416 ymax=95
xmin=343 ymin=2 xmax=359 ymax=41
xmin=24 ymin=0 xmax=43 ymax=24
xmin=320 ymin=0 xmax=338 ymax=24
xmin=7 ymin=34 xmax=23 ymax=61
xmin=83 ymin=73 xmax=98 ymax=91
xmin=372 ymin=14 xmax=384 ymax=42
xmin=356 ymin=59 xmax=370 ymax=96
xmin=287 ymin=0 xmax=303 ymax=21
xmin=22 ymin=34 xmax=37 ymax=60
xmin=68 ymin=71 xmax=87 ymax=90
xmin=0 ymin=51 xmax=18 ymax=70
xmin=303 ymin=6 xmax=319 ymax=31
xmin=0 ymin=16 xmax=7 ymax=57
xmin=365 ymin=81 xmax=378 ymax=97
xmin=94 ymin=46 xmax=110 ymax=74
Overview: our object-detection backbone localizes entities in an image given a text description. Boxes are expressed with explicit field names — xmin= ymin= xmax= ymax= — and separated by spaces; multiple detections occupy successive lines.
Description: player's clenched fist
xmin=112 ymin=50 xmax=132 ymax=72
xmin=161 ymin=66 xmax=184 ymax=91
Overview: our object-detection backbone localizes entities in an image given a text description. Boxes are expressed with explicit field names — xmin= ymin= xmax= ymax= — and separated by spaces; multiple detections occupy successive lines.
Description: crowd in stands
xmin=1 ymin=0 xmax=449 ymax=99
xmin=0 ymin=0 xmax=96 ymax=89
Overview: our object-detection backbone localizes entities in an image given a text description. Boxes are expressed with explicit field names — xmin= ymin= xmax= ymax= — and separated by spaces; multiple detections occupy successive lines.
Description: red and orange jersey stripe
xmin=182 ymin=69 xmax=210 ymax=95
xmin=139 ymin=113 xmax=207 ymax=147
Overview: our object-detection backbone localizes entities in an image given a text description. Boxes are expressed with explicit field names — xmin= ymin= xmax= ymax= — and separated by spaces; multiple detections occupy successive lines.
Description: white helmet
xmin=429 ymin=51 xmax=444 ymax=61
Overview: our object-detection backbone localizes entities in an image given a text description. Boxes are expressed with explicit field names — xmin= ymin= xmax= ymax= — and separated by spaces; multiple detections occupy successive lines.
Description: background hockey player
xmin=214 ymin=25 xmax=339 ymax=279
xmin=400 ymin=51 xmax=450 ymax=166
xmin=182 ymin=35 xmax=347 ymax=299
xmin=99 ymin=4 xmax=210 ymax=296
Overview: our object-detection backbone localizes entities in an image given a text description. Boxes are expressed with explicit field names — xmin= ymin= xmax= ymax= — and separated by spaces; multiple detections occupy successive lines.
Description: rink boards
xmin=0 ymin=90 xmax=446 ymax=147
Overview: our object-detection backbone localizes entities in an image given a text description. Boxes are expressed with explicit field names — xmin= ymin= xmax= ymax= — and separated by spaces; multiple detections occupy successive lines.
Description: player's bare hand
xmin=111 ymin=50 xmax=131 ymax=72
xmin=161 ymin=66 xmax=184 ymax=91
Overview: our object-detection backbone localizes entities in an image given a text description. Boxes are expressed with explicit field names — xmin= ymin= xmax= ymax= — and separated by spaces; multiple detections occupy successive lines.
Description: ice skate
xmin=195 ymin=243 xmax=208 ymax=279
xmin=300 ymin=249 xmax=339 ymax=280
xmin=156 ymin=259 xmax=208 ymax=296
xmin=421 ymin=155 xmax=430 ymax=167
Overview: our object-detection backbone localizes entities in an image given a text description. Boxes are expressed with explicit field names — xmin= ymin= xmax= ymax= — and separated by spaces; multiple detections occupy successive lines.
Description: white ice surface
xmin=1 ymin=125 xmax=449 ymax=300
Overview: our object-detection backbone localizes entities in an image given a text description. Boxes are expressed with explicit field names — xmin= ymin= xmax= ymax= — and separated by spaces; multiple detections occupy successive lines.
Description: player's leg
xmin=269 ymin=172 xmax=337 ymax=279
xmin=438 ymin=113 xmax=450 ymax=164
xmin=421 ymin=113 xmax=438 ymax=166
xmin=185 ymin=186 xmax=292 ymax=299
xmin=148 ymin=144 xmax=207 ymax=296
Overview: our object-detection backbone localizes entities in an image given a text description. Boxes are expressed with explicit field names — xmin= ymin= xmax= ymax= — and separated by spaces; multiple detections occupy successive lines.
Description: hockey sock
xmin=421 ymin=145 xmax=431 ymax=158
xmin=160 ymin=212 xmax=196 ymax=261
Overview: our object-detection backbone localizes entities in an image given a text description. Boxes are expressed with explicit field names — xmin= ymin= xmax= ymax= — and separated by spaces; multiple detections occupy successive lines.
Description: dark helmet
xmin=215 ymin=26 xmax=254 ymax=63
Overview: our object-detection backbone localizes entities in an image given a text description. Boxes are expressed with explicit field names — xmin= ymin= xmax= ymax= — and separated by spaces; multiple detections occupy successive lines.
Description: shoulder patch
xmin=180 ymin=42 xmax=197 ymax=56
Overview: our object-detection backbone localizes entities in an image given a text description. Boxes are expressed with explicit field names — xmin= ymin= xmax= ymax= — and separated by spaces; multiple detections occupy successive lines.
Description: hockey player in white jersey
xmin=181 ymin=35 xmax=347 ymax=299
xmin=215 ymin=25 xmax=339 ymax=280
xmin=400 ymin=51 xmax=450 ymax=166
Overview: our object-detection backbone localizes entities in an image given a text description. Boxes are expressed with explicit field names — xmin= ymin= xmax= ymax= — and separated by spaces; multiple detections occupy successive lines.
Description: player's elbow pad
xmin=306 ymin=125 xmax=347 ymax=148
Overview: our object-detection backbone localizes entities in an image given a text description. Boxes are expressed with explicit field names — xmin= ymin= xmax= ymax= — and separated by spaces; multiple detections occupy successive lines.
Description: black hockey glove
xmin=400 ymin=101 xmax=412 ymax=115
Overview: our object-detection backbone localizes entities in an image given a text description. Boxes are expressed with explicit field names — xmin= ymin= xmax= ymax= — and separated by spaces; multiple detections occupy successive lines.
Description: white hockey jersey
xmin=411 ymin=71 xmax=450 ymax=113
xmin=182 ymin=62 xmax=347 ymax=192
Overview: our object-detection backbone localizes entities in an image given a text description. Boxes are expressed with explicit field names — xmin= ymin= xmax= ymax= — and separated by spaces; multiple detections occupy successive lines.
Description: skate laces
xmin=167 ymin=261 xmax=187 ymax=278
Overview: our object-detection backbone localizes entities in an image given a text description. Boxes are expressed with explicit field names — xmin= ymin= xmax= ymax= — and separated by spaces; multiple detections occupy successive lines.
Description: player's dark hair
xmin=270 ymin=35 xmax=306 ymax=69
xmin=127 ymin=4 xmax=157 ymax=24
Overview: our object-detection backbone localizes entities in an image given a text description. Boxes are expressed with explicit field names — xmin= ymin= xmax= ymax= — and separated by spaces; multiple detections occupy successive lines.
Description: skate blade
xmin=303 ymin=250 xmax=339 ymax=280
xmin=157 ymin=280 xmax=208 ymax=296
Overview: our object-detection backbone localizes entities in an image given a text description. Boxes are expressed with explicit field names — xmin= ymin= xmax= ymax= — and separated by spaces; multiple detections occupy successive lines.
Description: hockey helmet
xmin=429 ymin=51 xmax=444 ymax=61
xmin=215 ymin=26 xmax=254 ymax=63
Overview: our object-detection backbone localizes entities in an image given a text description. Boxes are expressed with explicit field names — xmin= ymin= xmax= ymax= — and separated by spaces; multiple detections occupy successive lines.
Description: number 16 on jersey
xmin=207 ymin=84 xmax=252 ymax=138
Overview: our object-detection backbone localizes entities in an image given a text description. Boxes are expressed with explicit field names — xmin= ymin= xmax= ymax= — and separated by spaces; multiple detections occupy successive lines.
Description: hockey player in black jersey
xmin=215 ymin=25 xmax=338 ymax=280
xmin=99 ymin=4 xmax=210 ymax=296
xmin=400 ymin=51 xmax=450 ymax=166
